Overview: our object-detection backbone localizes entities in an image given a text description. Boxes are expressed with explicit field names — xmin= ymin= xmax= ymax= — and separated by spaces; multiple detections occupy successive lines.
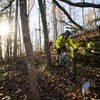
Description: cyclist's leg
xmin=56 ymin=46 xmax=67 ymax=65
xmin=61 ymin=46 xmax=67 ymax=53
xmin=56 ymin=47 xmax=66 ymax=64
xmin=61 ymin=47 xmax=72 ymax=74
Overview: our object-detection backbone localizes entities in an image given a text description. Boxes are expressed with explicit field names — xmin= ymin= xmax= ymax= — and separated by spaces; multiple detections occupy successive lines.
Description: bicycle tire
xmin=64 ymin=55 xmax=76 ymax=81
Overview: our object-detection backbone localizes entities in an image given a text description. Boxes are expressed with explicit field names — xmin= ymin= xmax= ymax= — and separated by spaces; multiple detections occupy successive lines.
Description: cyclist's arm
xmin=67 ymin=37 xmax=77 ymax=49
xmin=56 ymin=36 xmax=63 ymax=49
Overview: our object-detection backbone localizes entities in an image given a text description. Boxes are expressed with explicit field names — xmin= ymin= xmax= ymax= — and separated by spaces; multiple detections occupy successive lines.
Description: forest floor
xmin=0 ymin=50 xmax=100 ymax=100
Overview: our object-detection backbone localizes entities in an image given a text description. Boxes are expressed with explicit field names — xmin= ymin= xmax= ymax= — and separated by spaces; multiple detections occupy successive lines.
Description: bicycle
xmin=58 ymin=50 xmax=77 ymax=81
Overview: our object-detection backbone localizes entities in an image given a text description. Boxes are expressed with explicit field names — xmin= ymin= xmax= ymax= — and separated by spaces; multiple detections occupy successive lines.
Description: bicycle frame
xmin=59 ymin=52 xmax=70 ymax=66
xmin=58 ymin=51 xmax=77 ymax=81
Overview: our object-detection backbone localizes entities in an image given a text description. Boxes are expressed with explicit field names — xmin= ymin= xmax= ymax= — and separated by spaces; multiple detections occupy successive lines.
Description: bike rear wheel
xmin=64 ymin=55 xmax=76 ymax=81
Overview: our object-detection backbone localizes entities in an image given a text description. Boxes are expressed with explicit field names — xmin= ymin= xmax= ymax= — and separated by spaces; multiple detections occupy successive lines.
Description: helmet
xmin=65 ymin=30 xmax=71 ymax=36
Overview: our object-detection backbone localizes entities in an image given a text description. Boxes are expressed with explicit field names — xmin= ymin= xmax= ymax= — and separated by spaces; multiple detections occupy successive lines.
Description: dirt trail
xmin=0 ymin=51 xmax=100 ymax=100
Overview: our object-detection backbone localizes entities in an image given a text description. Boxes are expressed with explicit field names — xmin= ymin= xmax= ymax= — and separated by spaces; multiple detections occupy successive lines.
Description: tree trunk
xmin=13 ymin=0 xmax=18 ymax=59
xmin=20 ymin=0 xmax=40 ymax=100
xmin=39 ymin=11 xmax=41 ymax=50
xmin=38 ymin=0 xmax=51 ymax=67
xmin=81 ymin=0 xmax=85 ymax=27
xmin=5 ymin=39 xmax=10 ymax=61
xmin=43 ymin=0 xmax=46 ymax=15
xmin=92 ymin=0 xmax=96 ymax=26
xmin=52 ymin=2 xmax=58 ymax=42
xmin=69 ymin=5 xmax=71 ymax=16
xmin=0 ymin=16 xmax=2 ymax=61
xmin=9 ymin=3 xmax=12 ymax=59
xmin=6 ymin=5 xmax=12 ymax=60
xmin=18 ymin=22 xmax=22 ymax=56
xmin=35 ymin=29 xmax=39 ymax=50
xmin=0 ymin=36 xmax=2 ymax=61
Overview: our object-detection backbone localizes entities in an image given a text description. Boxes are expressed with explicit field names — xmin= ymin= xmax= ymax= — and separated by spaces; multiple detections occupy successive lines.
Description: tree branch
xmin=28 ymin=0 xmax=35 ymax=15
xmin=53 ymin=0 xmax=84 ymax=30
xmin=0 ymin=0 xmax=15 ymax=12
xmin=60 ymin=20 xmax=79 ymax=30
xmin=60 ymin=0 xmax=100 ymax=8
xmin=89 ymin=17 xmax=100 ymax=25
xmin=65 ymin=26 xmax=76 ymax=29
xmin=91 ymin=18 xmax=100 ymax=23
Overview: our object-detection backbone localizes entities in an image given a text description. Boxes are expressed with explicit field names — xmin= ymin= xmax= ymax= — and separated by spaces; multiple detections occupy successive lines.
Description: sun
xmin=0 ymin=21 xmax=10 ymax=38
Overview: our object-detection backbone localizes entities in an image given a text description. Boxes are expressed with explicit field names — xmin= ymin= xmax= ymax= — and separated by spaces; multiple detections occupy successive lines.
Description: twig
xmin=28 ymin=0 xmax=35 ymax=15
xmin=0 ymin=0 xmax=15 ymax=12
xmin=60 ymin=0 xmax=100 ymax=8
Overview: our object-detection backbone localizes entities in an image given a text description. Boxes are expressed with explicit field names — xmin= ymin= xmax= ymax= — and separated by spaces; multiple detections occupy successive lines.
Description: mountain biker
xmin=55 ymin=30 xmax=78 ymax=62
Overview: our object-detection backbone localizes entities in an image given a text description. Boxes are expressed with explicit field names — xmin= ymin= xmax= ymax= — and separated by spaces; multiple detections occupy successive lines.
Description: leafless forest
xmin=0 ymin=0 xmax=100 ymax=100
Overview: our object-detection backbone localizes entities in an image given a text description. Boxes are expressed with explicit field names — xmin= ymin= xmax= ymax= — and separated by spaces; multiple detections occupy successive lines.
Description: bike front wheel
xmin=64 ymin=55 xmax=76 ymax=81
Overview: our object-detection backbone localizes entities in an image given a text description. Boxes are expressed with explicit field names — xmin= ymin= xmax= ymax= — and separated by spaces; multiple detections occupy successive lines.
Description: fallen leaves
xmin=0 ymin=51 xmax=100 ymax=100
xmin=38 ymin=64 xmax=100 ymax=100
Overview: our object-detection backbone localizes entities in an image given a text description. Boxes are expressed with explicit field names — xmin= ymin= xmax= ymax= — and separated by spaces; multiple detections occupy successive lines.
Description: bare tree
xmin=53 ymin=0 xmax=83 ymax=30
xmin=5 ymin=5 xmax=12 ymax=60
xmin=13 ymin=0 xmax=18 ymax=59
xmin=81 ymin=0 xmax=85 ymax=27
xmin=53 ymin=0 xmax=100 ymax=30
xmin=20 ymin=0 xmax=40 ymax=99
xmin=9 ymin=5 xmax=13 ymax=59
xmin=0 ymin=36 xmax=2 ymax=61
xmin=5 ymin=40 xmax=10 ymax=61
xmin=18 ymin=22 xmax=22 ymax=56
xmin=52 ymin=2 xmax=58 ymax=42
xmin=60 ymin=0 xmax=100 ymax=8
xmin=35 ymin=29 xmax=39 ymax=50
xmin=91 ymin=0 xmax=96 ymax=26
xmin=38 ymin=11 xmax=41 ymax=50
xmin=38 ymin=0 xmax=51 ymax=67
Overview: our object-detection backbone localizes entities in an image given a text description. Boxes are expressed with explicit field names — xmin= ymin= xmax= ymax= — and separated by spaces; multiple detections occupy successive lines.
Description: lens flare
xmin=0 ymin=22 xmax=10 ymax=37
